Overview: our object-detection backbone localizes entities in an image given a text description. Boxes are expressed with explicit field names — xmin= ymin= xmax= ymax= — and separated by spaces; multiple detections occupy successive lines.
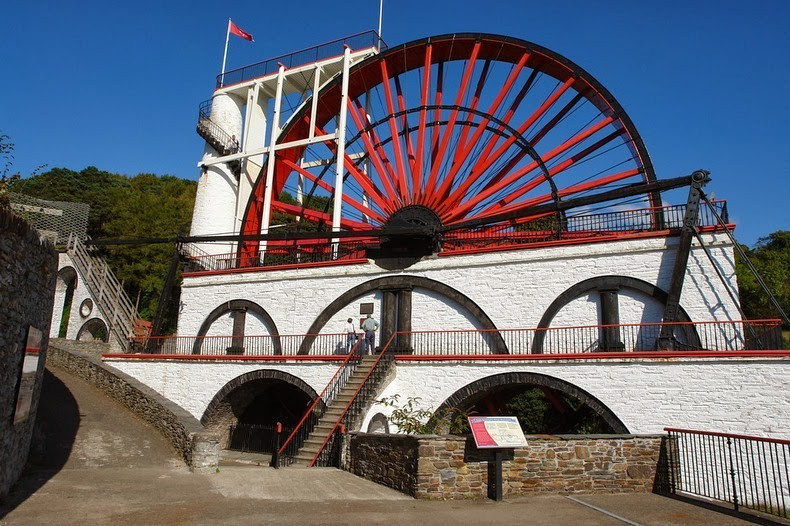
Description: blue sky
xmin=2 ymin=0 xmax=788 ymax=246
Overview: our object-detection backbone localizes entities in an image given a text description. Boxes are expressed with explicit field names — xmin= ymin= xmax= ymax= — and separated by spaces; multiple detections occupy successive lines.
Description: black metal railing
xmin=228 ymin=422 xmax=291 ymax=454
xmin=180 ymin=201 xmax=729 ymax=274
xmin=665 ymin=428 xmax=789 ymax=520
xmin=442 ymin=201 xmax=730 ymax=252
xmin=310 ymin=335 xmax=396 ymax=467
xmin=217 ymin=30 xmax=385 ymax=88
xmin=183 ymin=240 xmax=369 ymax=273
xmin=196 ymin=99 xmax=239 ymax=161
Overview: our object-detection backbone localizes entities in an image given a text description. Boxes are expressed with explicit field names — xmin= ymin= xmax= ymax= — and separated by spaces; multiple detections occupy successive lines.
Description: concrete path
xmin=0 ymin=367 xmax=767 ymax=525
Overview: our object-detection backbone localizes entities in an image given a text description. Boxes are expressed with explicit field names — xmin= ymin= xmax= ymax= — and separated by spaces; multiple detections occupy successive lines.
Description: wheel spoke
xmin=413 ymin=42 xmax=433 ymax=201
xmin=281 ymin=158 xmax=388 ymax=224
xmin=423 ymin=41 xmax=481 ymax=205
xmin=239 ymin=35 xmax=659 ymax=260
xmin=346 ymin=103 xmax=401 ymax=208
xmin=379 ymin=60 xmax=411 ymax=201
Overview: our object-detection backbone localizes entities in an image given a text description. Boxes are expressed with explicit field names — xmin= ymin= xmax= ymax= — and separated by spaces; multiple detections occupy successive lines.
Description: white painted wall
xmin=365 ymin=357 xmax=790 ymax=437
xmin=106 ymin=359 xmax=339 ymax=421
xmin=107 ymin=355 xmax=790 ymax=438
xmin=178 ymin=233 xmax=739 ymax=341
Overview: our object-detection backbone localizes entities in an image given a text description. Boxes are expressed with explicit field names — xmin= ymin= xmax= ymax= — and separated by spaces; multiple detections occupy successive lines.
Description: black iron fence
xmin=180 ymin=201 xmax=730 ymax=273
xmin=182 ymin=240 xmax=369 ymax=273
xmin=227 ymin=422 xmax=291 ymax=455
xmin=217 ymin=30 xmax=385 ymax=88
xmin=442 ymin=201 xmax=730 ymax=252
xmin=665 ymin=428 xmax=789 ymax=520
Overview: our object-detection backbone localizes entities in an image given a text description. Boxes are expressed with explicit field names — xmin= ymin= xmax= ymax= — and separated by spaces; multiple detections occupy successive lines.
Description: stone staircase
xmin=289 ymin=355 xmax=380 ymax=466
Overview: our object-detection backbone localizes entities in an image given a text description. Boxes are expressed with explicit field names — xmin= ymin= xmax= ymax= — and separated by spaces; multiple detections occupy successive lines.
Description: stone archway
xmin=298 ymin=275 xmax=507 ymax=354
xmin=193 ymin=299 xmax=280 ymax=355
xmin=201 ymin=370 xmax=320 ymax=449
xmin=438 ymin=371 xmax=629 ymax=434
xmin=532 ymin=275 xmax=700 ymax=353
xmin=76 ymin=317 xmax=108 ymax=342
xmin=54 ymin=266 xmax=78 ymax=338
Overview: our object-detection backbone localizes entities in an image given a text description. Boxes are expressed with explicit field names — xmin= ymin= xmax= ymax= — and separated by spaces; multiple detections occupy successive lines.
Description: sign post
xmin=468 ymin=416 xmax=528 ymax=501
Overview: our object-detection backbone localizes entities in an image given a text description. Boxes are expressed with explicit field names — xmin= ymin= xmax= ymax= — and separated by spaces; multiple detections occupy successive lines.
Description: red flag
xmin=229 ymin=20 xmax=254 ymax=42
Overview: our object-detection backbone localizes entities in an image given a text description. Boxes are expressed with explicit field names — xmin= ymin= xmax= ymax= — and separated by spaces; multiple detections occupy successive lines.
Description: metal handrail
xmin=66 ymin=235 xmax=139 ymax=350
xmin=123 ymin=319 xmax=784 ymax=357
xmin=665 ymin=427 xmax=789 ymax=519
xmin=309 ymin=333 xmax=397 ymax=466
xmin=277 ymin=340 xmax=364 ymax=465
xmin=179 ymin=201 xmax=731 ymax=273
xmin=217 ymin=30 xmax=385 ymax=88
xmin=196 ymin=99 xmax=238 ymax=158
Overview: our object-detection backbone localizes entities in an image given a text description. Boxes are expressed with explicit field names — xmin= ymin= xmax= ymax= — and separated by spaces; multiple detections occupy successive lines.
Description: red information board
xmin=469 ymin=416 xmax=528 ymax=448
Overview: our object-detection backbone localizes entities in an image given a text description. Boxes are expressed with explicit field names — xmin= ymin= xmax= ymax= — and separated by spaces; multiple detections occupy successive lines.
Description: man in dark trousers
xmin=361 ymin=314 xmax=379 ymax=355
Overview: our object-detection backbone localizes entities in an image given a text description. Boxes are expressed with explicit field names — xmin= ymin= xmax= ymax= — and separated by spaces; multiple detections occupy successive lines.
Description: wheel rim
xmin=241 ymin=33 xmax=659 ymax=256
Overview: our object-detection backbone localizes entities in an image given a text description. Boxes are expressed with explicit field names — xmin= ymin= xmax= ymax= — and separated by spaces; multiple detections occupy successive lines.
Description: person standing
xmin=344 ymin=317 xmax=357 ymax=353
xmin=361 ymin=314 xmax=379 ymax=355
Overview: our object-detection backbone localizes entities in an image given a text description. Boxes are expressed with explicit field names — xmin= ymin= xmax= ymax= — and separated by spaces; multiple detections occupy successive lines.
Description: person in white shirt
xmin=345 ymin=318 xmax=357 ymax=353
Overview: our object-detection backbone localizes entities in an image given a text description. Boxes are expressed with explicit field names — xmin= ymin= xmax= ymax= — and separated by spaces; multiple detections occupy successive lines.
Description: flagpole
xmin=220 ymin=18 xmax=231 ymax=87
xmin=377 ymin=0 xmax=383 ymax=51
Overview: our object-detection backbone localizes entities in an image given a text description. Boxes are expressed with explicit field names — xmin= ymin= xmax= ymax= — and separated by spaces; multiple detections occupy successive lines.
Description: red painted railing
xmin=120 ymin=318 xmax=784 ymax=358
xmin=277 ymin=339 xmax=364 ymax=465
xmin=309 ymin=333 xmax=397 ymax=467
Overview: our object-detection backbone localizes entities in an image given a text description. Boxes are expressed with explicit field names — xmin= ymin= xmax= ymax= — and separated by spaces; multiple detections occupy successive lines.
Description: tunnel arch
xmin=76 ymin=317 xmax=109 ymax=342
xmin=298 ymin=275 xmax=506 ymax=354
xmin=437 ymin=371 xmax=629 ymax=434
xmin=200 ymin=369 xmax=321 ymax=447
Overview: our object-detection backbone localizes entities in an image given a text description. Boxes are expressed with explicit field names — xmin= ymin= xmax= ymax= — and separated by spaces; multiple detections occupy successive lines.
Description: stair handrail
xmin=277 ymin=338 xmax=364 ymax=464
xmin=66 ymin=234 xmax=139 ymax=350
xmin=196 ymin=99 xmax=238 ymax=158
xmin=309 ymin=332 xmax=397 ymax=467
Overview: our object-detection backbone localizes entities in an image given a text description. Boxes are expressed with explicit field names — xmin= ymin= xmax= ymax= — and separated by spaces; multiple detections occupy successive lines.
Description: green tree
xmin=736 ymin=230 xmax=789 ymax=327
xmin=10 ymin=167 xmax=197 ymax=333
xmin=10 ymin=166 xmax=126 ymax=237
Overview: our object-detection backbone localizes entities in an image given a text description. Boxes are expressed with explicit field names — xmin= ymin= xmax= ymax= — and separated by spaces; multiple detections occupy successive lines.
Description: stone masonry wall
xmin=0 ymin=209 xmax=57 ymax=497
xmin=47 ymin=341 xmax=220 ymax=472
xmin=350 ymin=433 xmax=664 ymax=499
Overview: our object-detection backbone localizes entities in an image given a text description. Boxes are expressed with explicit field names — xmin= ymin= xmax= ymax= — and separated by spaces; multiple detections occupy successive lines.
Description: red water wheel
xmin=240 ymin=33 xmax=659 ymax=259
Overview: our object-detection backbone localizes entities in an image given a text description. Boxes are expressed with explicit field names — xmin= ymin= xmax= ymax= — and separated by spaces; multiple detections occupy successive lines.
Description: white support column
xmin=308 ymin=64 xmax=322 ymax=140
xmin=331 ymin=47 xmax=352 ymax=256
xmin=259 ymin=65 xmax=286 ymax=254
xmin=236 ymin=83 xmax=266 ymax=229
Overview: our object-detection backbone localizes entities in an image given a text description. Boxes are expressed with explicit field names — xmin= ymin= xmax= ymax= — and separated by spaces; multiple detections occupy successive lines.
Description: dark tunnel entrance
xmin=438 ymin=373 xmax=629 ymax=435
xmin=202 ymin=371 xmax=318 ymax=455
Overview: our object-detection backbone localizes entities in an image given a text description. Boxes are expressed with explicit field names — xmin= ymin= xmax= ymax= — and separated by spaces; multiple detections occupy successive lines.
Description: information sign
xmin=469 ymin=416 xmax=528 ymax=448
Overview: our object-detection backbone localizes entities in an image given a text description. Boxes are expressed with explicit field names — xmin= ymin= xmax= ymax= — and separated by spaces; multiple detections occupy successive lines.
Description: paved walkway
xmin=0 ymin=367 xmax=767 ymax=525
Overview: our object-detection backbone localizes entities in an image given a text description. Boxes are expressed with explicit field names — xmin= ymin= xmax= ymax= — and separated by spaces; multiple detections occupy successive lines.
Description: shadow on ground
xmin=0 ymin=368 xmax=80 ymax=519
